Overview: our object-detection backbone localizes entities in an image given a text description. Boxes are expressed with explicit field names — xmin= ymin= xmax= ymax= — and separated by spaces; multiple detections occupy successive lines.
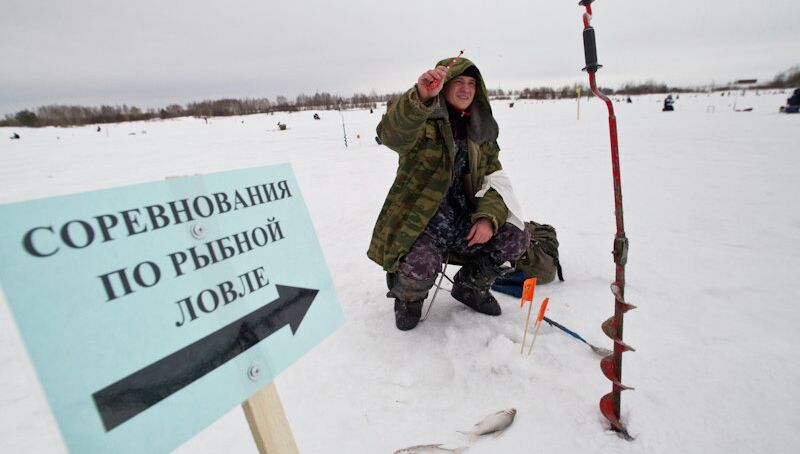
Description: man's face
xmin=444 ymin=75 xmax=476 ymax=111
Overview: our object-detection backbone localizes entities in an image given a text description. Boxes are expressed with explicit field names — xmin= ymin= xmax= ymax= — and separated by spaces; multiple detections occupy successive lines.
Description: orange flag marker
xmin=536 ymin=297 xmax=550 ymax=323
xmin=527 ymin=297 xmax=551 ymax=357
xmin=521 ymin=278 xmax=537 ymax=308
xmin=520 ymin=278 xmax=537 ymax=354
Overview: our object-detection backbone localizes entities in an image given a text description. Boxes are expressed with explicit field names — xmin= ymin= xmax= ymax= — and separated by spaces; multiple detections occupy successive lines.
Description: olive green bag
xmin=515 ymin=221 xmax=564 ymax=284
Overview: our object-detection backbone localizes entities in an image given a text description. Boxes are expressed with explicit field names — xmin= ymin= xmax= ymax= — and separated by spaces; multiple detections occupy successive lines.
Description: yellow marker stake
xmin=519 ymin=278 xmax=537 ymax=354
xmin=527 ymin=297 xmax=550 ymax=357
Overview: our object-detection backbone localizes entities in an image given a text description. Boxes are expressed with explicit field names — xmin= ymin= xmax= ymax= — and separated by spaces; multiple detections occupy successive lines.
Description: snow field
xmin=1 ymin=91 xmax=798 ymax=453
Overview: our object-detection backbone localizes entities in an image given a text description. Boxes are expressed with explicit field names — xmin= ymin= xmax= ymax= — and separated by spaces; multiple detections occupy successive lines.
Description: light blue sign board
xmin=0 ymin=164 xmax=344 ymax=453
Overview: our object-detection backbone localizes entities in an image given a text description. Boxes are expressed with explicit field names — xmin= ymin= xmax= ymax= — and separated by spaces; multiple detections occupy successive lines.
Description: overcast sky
xmin=2 ymin=0 xmax=798 ymax=115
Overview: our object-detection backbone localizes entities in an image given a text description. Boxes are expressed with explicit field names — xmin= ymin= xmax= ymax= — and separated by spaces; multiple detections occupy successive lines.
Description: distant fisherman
xmin=663 ymin=94 xmax=675 ymax=111
xmin=368 ymin=57 xmax=529 ymax=330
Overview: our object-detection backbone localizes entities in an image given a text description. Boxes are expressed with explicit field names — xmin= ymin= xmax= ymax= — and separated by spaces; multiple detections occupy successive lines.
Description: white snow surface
xmin=1 ymin=92 xmax=799 ymax=453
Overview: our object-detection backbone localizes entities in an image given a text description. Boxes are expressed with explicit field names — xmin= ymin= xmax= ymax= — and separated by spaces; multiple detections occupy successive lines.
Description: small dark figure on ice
xmin=10 ymin=132 xmax=20 ymax=139
xmin=277 ymin=122 xmax=287 ymax=130
xmin=663 ymin=94 xmax=675 ymax=111
xmin=313 ymin=113 xmax=321 ymax=120
xmin=780 ymin=88 xmax=800 ymax=113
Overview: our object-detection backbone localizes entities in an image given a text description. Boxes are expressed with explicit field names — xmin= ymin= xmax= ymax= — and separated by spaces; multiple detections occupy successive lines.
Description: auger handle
xmin=579 ymin=1 xmax=602 ymax=73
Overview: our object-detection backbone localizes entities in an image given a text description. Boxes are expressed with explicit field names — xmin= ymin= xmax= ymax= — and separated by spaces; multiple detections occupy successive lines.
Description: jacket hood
xmin=434 ymin=56 xmax=498 ymax=143
xmin=436 ymin=56 xmax=491 ymax=114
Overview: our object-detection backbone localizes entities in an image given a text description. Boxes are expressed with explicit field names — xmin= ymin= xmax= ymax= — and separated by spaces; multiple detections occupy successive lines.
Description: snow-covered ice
xmin=1 ymin=91 xmax=798 ymax=453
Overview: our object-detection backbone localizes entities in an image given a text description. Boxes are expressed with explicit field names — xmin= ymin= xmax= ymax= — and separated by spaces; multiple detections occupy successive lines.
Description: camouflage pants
xmin=398 ymin=222 xmax=530 ymax=281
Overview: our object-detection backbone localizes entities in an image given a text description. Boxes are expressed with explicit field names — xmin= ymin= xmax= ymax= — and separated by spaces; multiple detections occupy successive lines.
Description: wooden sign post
xmin=242 ymin=382 xmax=299 ymax=454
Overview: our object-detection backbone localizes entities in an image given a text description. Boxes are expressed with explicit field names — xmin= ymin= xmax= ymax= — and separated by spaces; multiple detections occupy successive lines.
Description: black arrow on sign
xmin=92 ymin=284 xmax=318 ymax=432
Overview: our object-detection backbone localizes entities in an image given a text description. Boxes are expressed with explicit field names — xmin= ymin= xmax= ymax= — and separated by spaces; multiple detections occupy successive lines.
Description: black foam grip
xmin=582 ymin=27 xmax=601 ymax=72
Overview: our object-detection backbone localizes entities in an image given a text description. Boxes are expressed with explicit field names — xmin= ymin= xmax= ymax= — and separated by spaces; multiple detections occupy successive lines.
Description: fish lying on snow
xmin=458 ymin=408 xmax=517 ymax=439
xmin=393 ymin=444 xmax=467 ymax=454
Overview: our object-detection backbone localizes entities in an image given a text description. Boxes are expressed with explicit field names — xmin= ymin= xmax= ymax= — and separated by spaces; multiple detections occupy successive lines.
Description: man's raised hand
xmin=416 ymin=66 xmax=448 ymax=102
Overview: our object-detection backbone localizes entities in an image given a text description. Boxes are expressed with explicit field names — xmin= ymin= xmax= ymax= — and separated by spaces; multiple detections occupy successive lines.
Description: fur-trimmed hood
xmin=427 ymin=57 xmax=499 ymax=144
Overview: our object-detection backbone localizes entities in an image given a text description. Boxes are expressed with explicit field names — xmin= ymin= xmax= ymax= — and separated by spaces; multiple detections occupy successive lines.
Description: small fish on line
xmin=393 ymin=444 xmax=467 ymax=454
xmin=458 ymin=408 xmax=517 ymax=440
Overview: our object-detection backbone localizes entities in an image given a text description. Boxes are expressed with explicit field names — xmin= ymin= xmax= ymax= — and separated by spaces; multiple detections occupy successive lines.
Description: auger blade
xmin=600 ymin=393 xmax=634 ymax=440
xmin=601 ymin=319 xmax=636 ymax=353
xmin=610 ymin=284 xmax=637 ymax=312
xmin=615 ymin=339 xmax=636 ymax=352
xmin=601 ymin=316 xmax=619 ymax=339
xmin=600 ymin=356 xmax=635 ymax=390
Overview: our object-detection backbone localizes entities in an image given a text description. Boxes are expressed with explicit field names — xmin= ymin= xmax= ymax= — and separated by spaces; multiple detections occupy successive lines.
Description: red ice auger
xmin=578 ymin=0 xmax=636 ymax=440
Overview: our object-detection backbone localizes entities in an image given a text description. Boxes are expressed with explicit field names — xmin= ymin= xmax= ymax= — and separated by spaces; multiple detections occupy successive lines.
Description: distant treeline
xmin=493 ymin=65 xmax=800 ymax=99
xmin=1 ymin=91 xmax=397 ymax=128
xmin=3 ymin=66 xmax=798 ymax=128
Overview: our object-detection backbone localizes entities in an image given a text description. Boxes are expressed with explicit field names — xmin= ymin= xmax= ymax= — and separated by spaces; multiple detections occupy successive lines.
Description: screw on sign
xmin=191 ymin=224 xmax=206 ymax=239
xmin=248 ymin=364 xmax=262 ymax=381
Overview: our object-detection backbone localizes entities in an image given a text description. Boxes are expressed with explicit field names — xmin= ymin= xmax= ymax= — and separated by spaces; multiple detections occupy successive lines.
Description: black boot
xmin=394 ymin=299 xmax=423 ymax=331
xmin=451 ymin=256 xmax=513 ymax=316
xmin=386 ymin=273 xmax=435 ymax=331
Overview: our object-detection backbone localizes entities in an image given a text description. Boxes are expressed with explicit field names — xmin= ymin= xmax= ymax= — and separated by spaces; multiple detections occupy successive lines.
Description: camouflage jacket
xmin=368 ymin=57 xmax=508 ymax=272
